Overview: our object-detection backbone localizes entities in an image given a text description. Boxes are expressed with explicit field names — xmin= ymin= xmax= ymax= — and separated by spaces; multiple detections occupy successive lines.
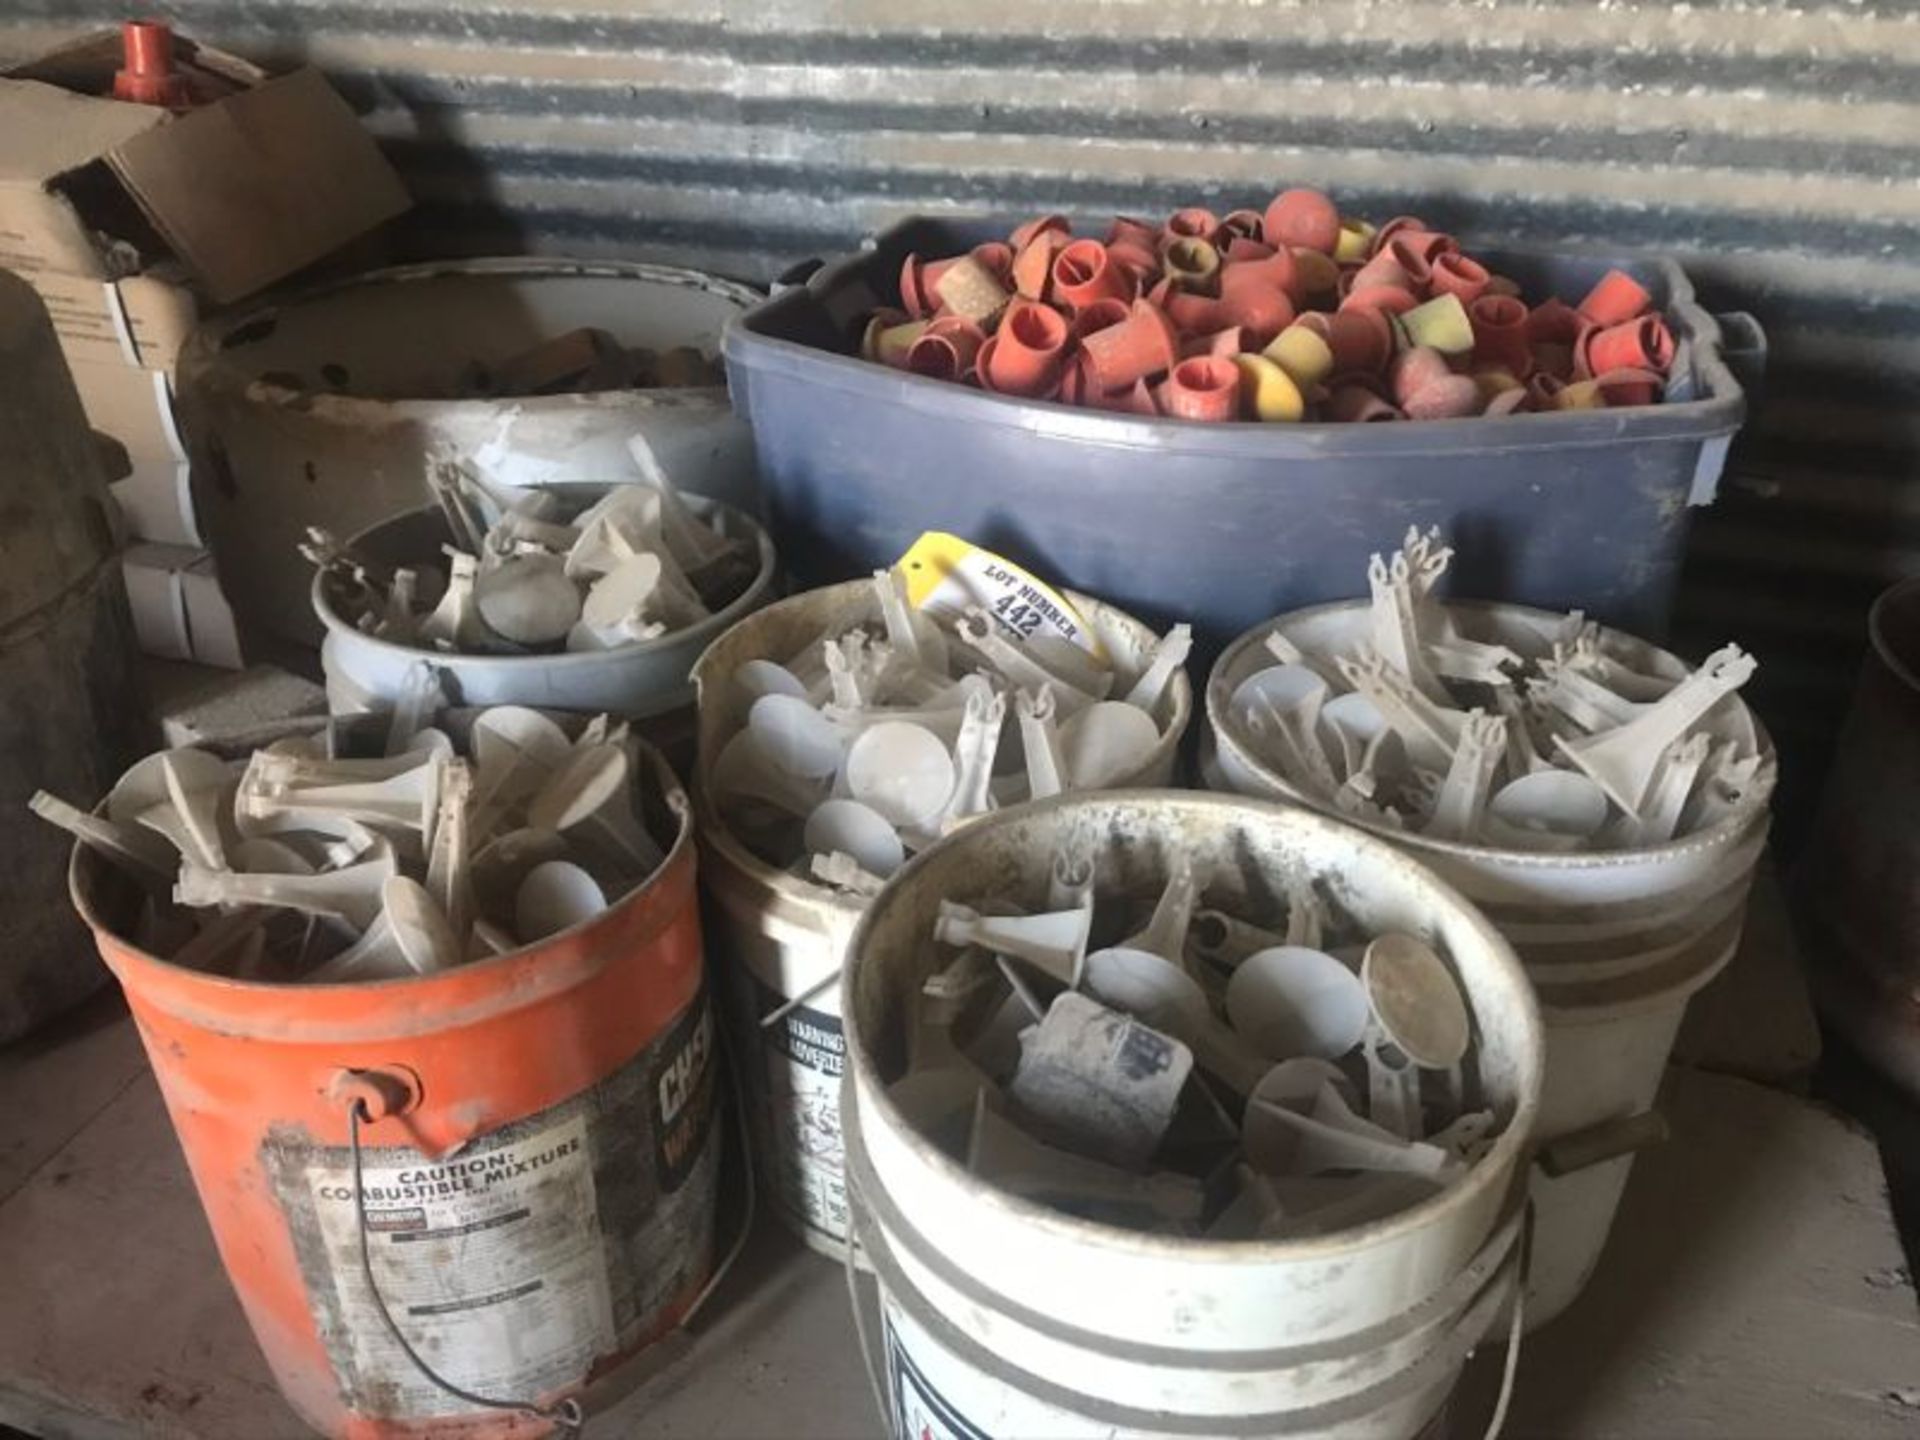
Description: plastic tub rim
xmin=842 ymin=786 xmax=1544 ymax=1270
xmin=727 ymin=321 xmax=1737 ymax=457
xmin=726 ymin=223 xmax=1744 ymax=455
xmin=1206 ymin=595 xmax=1775 ymax=873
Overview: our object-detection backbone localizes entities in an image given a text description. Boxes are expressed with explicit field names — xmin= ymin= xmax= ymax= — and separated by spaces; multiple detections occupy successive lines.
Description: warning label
xmin=305 ymin=1113 xmax=615 ymax=1417
xmin=754 ymin=974 xmax=849 ymax=1243
xmin=267 ymin=987 xmax=722 ymax=1420
xmin=888 ymin=1319 xmax=993 ymax=1440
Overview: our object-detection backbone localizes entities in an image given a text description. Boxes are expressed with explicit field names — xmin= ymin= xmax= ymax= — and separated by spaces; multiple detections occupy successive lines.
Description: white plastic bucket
xmin=316 ymin=495 xmax=776 ymax=763
xmin=692 ymin=580 xmax=1192 ymax=1260
xmin=1203 ymin=599 xmax=1774 ymax=1328
xmin=841 ymin=790 xmax=1543 ymax=1438
xmin=1520 ymin=956 xmax=1726 ymax=1323
xmin=180 ymin=257 xmax=762 ymax=647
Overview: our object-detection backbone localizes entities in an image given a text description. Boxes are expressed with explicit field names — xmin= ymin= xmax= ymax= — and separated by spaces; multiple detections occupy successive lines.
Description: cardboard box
xmin=182 ymin=551 xmax=243 ymax=669
xmin=123 ymin=542 xmax=243 ymax=669
xmin=122 ymin=541 xmax=193 ymax=661
xmin=7 ymin=31 xmax=407 ymax=559
xmin=0 ymin=30 xmax=410 ymax=313
xmin=70 ymin=356 xmax=181 ymax=463
xmin=15 ymin=263 xmax=197 ymax=371
xmin=68 ymin=357 xmax=202 ymax=545
xmin=112 ymin=455 xmax=199 ymax=548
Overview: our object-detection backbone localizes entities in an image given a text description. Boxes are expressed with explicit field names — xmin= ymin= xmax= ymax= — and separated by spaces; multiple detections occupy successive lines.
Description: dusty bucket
xmin=840 ymin=790 xmax=1542 ymax=1439
xmin=69 ymin=740 xmax=722 ymax=1439
xmin=692 ymin=578 xmax=1191 ymax=1261
xmin=1796 ymin=576 xmax=1920 ymax=1102
xmin=178 ymin=257 xmax=762 ymax=648
xmin=0 ymin=271 xmax=151 ymax=1042
xmin=316 ymin=497 xmax=778 ymax=768
xmin=1203 ymin=598 xmax=1774 ymax=1328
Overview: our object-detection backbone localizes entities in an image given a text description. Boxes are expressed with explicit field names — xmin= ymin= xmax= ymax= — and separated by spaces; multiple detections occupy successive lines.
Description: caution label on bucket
xmin=305 ymin=1112 xmax=616 ymax=1417
xmin=754 ymin=973 xmax=849 ymax=1244
xmin=267 ymin=988 xmax=723 ymax=1421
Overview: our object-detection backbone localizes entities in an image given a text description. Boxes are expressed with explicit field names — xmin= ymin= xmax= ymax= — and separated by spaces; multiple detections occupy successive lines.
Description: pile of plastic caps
xmin=861 ymin=187 xmax=1676 ymax=424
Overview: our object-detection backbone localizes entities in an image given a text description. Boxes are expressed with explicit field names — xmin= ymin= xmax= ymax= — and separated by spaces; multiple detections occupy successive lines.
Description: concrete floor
xmin=0 ymin=908 xmax=1915 ymax=1438
xmin=1818 ymin=1035 xmax=1920 ymax=1279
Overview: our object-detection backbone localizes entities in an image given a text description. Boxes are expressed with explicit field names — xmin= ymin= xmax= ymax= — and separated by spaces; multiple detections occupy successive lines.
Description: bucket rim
xmin=688 ymin=575 xmax=1195 ymax=916
xmin=842 ymin=786 xmax=1544 ymax=1267
xmin=312 ymin=497 xmax=778 ymax=679
xmin=691 ymin=775 xmax=869 ymax=924
xmin=184 ymin=255 xmax=760 ymax=419
xmin=1205 ymin=596 xmax=1775 ymax=871
xmin=69 ymin=736 xmax=699 ymax=1030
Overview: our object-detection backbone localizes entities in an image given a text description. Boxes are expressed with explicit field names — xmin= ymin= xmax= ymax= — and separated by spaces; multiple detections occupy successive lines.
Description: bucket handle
xmin=1712 ymin=309 xmax=1767 ymax=404
xmin=330 ymin=1002 xmax=762 ymax=1437
xmin=770 ymin=257 xmax=827 ymax=297
xmin=1689 ymin=308 xmax=1767 ymax=506
xmin=1534 ymin=1108 xmax=1669 ymax=1179
xmin=664 ymin=1004 xmax=761 ymax=1326
xmin=1481 ymin=1202 xmax=1531 ymax=1440
xmin=341 ymin=1090 xmax=586 ymax=1437
xmin=843 ymin=1210 xmax=893 ymax=1435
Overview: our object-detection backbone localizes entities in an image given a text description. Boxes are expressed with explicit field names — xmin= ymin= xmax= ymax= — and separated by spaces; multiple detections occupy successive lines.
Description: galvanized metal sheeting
xmin=7 ymin=1 xmax=1915 ymax=832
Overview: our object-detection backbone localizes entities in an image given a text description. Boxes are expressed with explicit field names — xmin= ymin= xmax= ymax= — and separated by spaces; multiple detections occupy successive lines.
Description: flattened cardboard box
xmin=72 ymin=356 xmax=183 ymax=464
xmin=71 ymin=358 xmax=201 ymax=546
xmin=112 ymin=455 xmax=200 ymax=549
xmin=123 ymin=542 xmax=243 ymax=670
xmin=0 ymin=31 xmax=409 ymax=308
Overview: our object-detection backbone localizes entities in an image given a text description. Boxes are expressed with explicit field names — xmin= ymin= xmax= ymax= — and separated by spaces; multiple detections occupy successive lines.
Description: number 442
xmin=993 ymin=595 xmax=1044 ymax=635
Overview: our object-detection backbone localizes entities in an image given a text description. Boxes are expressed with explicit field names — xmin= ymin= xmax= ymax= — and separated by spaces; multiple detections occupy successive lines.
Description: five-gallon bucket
xmin=692 ymin=579 xmax=1191 ymax=1261
xmin=841 ymin=791 xmax=1543 ymax=1439
xmin=70 ymin=740 xmax=722 ymax=1438
xmin=1204 ymin=599 xmax=1773 ymax=1328
xmin=315 ymin=498 xmax=778 ymax=767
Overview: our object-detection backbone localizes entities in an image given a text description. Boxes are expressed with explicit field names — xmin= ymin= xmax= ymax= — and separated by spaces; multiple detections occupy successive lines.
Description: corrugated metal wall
xmin=6 ymin=0 xmax=1916 ymax=839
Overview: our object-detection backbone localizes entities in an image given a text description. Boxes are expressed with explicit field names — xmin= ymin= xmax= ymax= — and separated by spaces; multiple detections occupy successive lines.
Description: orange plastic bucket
xmin=70 ymin=742 xmax=719 ymax=1439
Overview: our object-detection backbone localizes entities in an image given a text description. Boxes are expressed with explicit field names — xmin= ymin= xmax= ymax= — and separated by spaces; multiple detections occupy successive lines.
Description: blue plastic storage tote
xmin=723 ymin=215 xmax=1761 ymax=650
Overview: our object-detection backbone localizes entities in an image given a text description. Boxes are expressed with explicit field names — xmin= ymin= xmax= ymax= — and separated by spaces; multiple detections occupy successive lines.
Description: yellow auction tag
xmin=895 ymin=532 xmax=1108 ymax=663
